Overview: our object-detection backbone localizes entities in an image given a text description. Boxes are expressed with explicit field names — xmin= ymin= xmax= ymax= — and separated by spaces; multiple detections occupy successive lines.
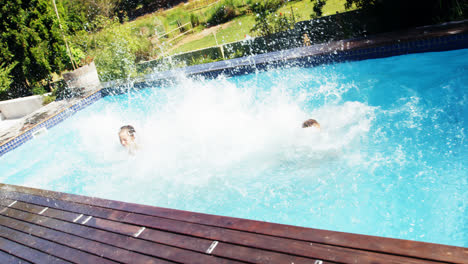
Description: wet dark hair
xmin=302 ymin=119 xmax=319 ymax=128
xmin=120 ymin=125 xmax=136 ymax=136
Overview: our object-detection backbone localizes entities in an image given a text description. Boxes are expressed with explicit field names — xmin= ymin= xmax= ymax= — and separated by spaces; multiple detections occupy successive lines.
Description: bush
xmin=0 ymin=62 xmax=17 ymax=95
xmin=311 ymin=0 xmax=326 ymax=18
xmin=32 ymin=85 xmax=47 ymax=95
xmin=42 ymin=95 xmax=57 ymax=105
xmin=75 ymin=17 xmax=152 ymax=82
xmin=94 ymin=40 xmax=137 ymax=82
xmin=206 ymin=1 xmax=238 ymax=27
xmin=249 ymin=0 xmax=292 ymax=37
xmin=248 ymin=0 xmax=284 ymax=14
xmin=190 ymin=13 xmax=200 ymax=27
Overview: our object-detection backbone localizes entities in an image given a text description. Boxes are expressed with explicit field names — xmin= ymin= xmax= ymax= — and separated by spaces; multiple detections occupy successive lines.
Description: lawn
xmin=169 ymin=15 xmax=256 ymax=54
xmin=278 ymin=0 xmax=352 ymax=20
xmin=169 ymin=0 xmax=352 ymax=55
xmin=96 ymin=0 xmax=352 ymax=59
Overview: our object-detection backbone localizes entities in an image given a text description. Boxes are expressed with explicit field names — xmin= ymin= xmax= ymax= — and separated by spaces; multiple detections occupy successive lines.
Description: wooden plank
xmin=2 ymin=183 xmax=466 ymax=264
xmin=0 ymin=190 xmax=446 ymax=264
xmin=0 ymin=198 xmax=139 ymax=236
xmin=1 ymin=199 xmax=331 ymax=264
xmin=0 ymin=248 xmax=32 ymax=264
xmin=0 ymin=212 xmax=171 ymax=264
xmin=122 ymin=213 xmax=443 ymax=264
xmin=0 ymin=206 xmax=242 ymax=264
xmin=0 ymin=229 xmax=79 ymax=264
xmin=0 ymin=191 xmax=446 ymax=264
xmin=0 ymin=199 xmax=331 ymax=264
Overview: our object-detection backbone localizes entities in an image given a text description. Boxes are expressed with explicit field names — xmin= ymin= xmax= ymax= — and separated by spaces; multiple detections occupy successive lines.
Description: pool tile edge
xmin=0 ymin=90 xmax=103 ymax=157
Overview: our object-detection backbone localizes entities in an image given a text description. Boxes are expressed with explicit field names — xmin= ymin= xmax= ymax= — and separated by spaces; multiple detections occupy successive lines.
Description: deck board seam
xmin=1 ymin=186 xmax=466 ymax=264
xmin=0 ymin=226 xmax=78 ymax=264
xmin=0 ymin=204 xmax=343 ymax=263
xmin=0 ymin=197 xmax=453 ymax=264
xmin=0 ymin=213 xmax=152 ymax=264
xmin=0 ymin=248 xmax=34 ymax=264
xmin=1 ymin=207 xmax=268 ymax=263
xmin=0 ymin=202 xmax=214 ymax=255
xmin=0 ymin=239 xmax=39 ymax=264
xmin=0 ymin=206 xmax=243 ymax=264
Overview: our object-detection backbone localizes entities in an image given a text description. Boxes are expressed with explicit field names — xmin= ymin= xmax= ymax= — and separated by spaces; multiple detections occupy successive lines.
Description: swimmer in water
xmin=302 ymin=119 xmax=321 ymax=131
xmin=119 ymin=125 xmax=139 ymax=154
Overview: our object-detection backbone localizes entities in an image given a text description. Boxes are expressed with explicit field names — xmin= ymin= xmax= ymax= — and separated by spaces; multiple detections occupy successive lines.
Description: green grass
xmin=278 ymin=0 xmax=353 ymax=21
xmin=92 ymin=0 xmax=352 ymax=60
xmin=170 ymin=0 xmax=352 ymax=55
xmin=170 ymin=15 xmax=255 ymax=54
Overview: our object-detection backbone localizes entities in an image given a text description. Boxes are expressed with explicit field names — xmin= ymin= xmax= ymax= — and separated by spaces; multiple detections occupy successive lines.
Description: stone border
xmin=0 ymin=90 xmax=102 ymax=157
xmin=0 ymin=94 xmax=47 ymax=120
xmin=1 ymin=21 xmax=467 ymax=157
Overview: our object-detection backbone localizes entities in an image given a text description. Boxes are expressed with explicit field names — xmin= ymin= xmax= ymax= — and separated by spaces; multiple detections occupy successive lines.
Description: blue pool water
xmin=1 ymin=49 xmax=467 ymax=247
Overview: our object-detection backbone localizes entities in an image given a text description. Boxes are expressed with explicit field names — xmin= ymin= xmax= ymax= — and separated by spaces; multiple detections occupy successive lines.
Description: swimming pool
xmin=1 ymin=48 xmax=467 ymax=247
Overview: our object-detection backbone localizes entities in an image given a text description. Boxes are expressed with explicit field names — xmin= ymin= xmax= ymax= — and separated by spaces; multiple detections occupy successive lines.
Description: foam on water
xmin=69 ymin=74 xmax=373 ymax=189
xmin=1 ymin=49 xmax=466 ymax=247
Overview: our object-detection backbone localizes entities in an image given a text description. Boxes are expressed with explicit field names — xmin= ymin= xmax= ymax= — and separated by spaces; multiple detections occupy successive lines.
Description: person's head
xmin=302 ymin=119 xmax=320 ymax=129
xmin=119 ymin=125 xmax=136 ymax=147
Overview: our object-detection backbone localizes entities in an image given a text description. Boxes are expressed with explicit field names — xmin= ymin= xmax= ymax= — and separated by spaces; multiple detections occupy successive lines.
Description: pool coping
xmin=102 ymin=19 xmax=468 ymax=93
xmin=0 ymin=90 xmax=102 ymax=157
xmin=1 ymin=183 xmax=467 ymax=263
xmin=1 ymin=20 xmax=467 ymax=157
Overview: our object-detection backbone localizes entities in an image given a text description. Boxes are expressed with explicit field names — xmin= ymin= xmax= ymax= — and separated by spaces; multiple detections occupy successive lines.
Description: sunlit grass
xmin=170 ymin=15 xmax=255 ymax=54
xmin=170 ymin=0 xmax=352 ymax=55
xmin=278 ymin=0 xmax=353 ymax=21
xmin=97 ymin=0 xmax=352 ymax=58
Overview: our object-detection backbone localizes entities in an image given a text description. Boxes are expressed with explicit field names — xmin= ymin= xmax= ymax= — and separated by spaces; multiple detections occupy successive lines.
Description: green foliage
xmin=65 ymin=15 xmax=153 ymax=81
xmin=311 ymin=0 xmax=327 ymax=17
xmin=188 ymin=54 xmax=223 ymax=66
xmin=42 ymin=94 xmax=57 ymax=105
xmin=53 ymin=80 xmax=73 ymax=100
xmin=32 ymin=85 xmax=47 ymax=95
xmin=190 ymin=13 xmax=201 ymax=27
xmin=206 ymin=0 xmax=239 ymax=27
xmin=0 ymin=62 xmax=17 ymax=93
xmin=248 ymin=0 xmax=285 ymax=14
xmin=70 ymin=46 xmax=86 ymax=66
xmin=89 ymin=19 xmax=148 ymax=81
xmin=228 ymin=49 xmax=245 ymax=59
xmin=94 ymin=41 xmax=137 ymax=81
xmin=249 ymin=0 xmax=295 ymax=36
xmin=61 ymin=0 xmax=120 ymax=28
xmin=0 ymin=0 xmax=71 ymax=99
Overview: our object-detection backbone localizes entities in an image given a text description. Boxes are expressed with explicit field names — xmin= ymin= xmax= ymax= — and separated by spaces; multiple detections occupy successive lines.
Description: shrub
xmin=32 ymin=85 xmax=47 ymax=95
xmin=0 ymin=62 xmax=17 ymax=95
xmin=77 ymin=17 xmax=152 ymax=81
xmin=248 ymin=0 xmax=284 ymax=14
xmin=311 ymin=0 xmax=326 ymax=18
xmin=249 ymin=0 xmax=292 ymax=37
xmin=206 ymin=1 xmax=238 ymax=27
xmin=94 ymin=40 xmax=137 ymax=82
xmin=42 ymin=95 xmax=57 ymax=105
xmin=190 ymin=13 xmax=200 ymax=27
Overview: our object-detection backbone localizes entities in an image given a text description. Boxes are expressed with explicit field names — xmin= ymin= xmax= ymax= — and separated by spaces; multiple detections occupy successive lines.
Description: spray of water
xmin=58 ymin=70 xmax=375 ymax=201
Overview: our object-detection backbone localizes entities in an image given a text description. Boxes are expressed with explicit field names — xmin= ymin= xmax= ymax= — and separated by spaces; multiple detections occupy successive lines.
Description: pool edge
xmin=1 ymin=20 xmax=467 ymax=157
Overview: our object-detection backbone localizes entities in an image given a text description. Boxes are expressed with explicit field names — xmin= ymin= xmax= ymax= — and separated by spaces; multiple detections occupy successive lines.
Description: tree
xmin=311 ymin=0 xmax=326 ymax=18
xmin=249 ymin=0 xmax=292 ymax=37
xmin=0 ymin=0 xmax=71 ymax=99
xmin=0 ymin=61 xmax=18 ymax=99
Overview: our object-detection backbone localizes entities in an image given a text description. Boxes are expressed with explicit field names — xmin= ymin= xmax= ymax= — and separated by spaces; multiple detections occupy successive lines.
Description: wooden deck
xmin=0 ymin=183 xmax=466 ymax=264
